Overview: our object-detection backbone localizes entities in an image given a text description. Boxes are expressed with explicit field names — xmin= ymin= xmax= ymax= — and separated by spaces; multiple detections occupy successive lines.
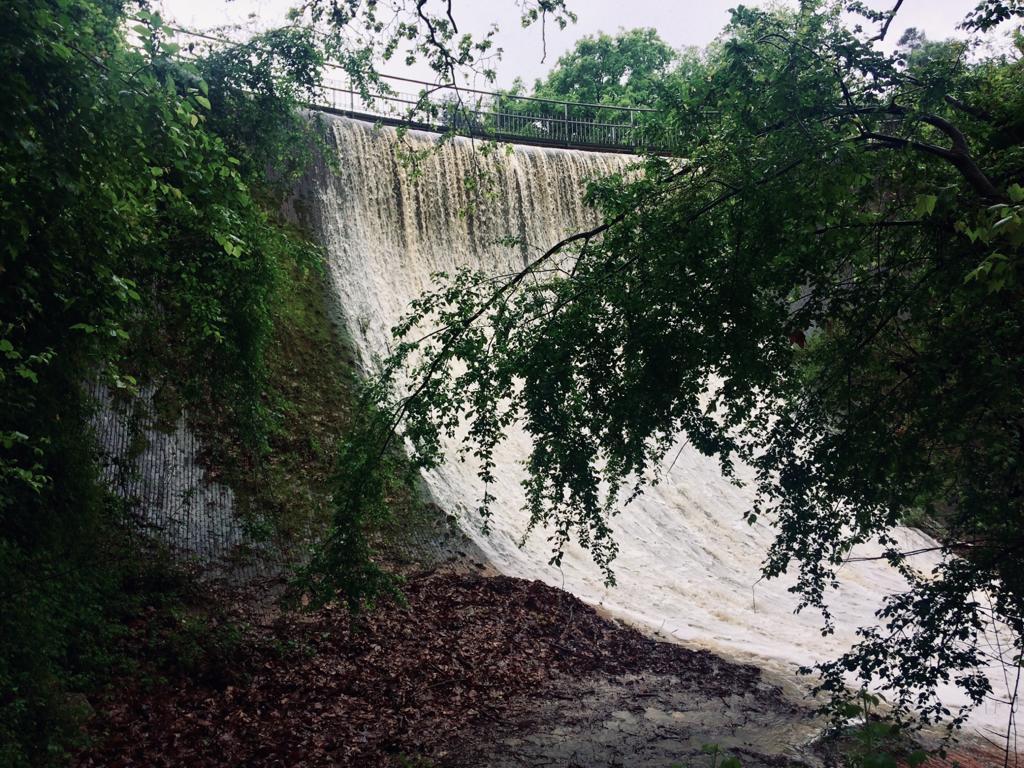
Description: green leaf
xmin=914 ymin=194 xmax=937 ymax=217
xmin=195 ymin=95 xmax=212 ymax=110
xmin=840 ymin=701 xmax=863 ymax=718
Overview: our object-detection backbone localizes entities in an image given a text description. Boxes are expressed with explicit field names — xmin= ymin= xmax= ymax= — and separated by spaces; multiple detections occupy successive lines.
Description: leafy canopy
xmin=508 ymin=28 xmax=679 ymax=106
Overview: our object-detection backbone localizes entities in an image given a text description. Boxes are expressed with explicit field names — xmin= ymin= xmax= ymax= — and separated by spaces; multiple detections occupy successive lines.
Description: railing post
xmin=563 ymin=102 xmax=569 ymax=146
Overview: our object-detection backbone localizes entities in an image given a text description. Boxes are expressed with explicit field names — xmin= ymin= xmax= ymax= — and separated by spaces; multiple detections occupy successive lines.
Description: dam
xmin=295 ymin=114 xmax=1013 ymax=736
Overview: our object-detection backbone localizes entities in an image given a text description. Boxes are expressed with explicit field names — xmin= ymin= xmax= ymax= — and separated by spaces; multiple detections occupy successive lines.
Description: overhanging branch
xmin=858 ymin=105 xmax=1003 ymax=200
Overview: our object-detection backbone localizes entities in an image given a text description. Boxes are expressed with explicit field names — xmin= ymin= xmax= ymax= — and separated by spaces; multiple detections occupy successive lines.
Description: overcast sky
xmin=154 ymin=0 xmax=993 ymax=89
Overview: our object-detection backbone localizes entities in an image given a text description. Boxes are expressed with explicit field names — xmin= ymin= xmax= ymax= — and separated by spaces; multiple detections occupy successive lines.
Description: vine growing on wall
xmin=0 ymin=1 xmax=330 ymax=762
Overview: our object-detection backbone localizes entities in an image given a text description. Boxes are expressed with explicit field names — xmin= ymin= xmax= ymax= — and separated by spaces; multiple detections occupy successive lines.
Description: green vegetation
xmin=526 ymin=28 xmax=678 ymax=106
xmin=190 ymin=258 xmax=355 ymax=546
xmin=483 ymin=27 xmax=691 ymax=146
xmin=333 ymin=0 xmax=1024 ymax=736
xmin=497 ymin=28 xmax=681 ymax=120
xmin=831 ymin=692 xmax=929 ymax=768
xmin=1 ymin=0 xmax=491 ymax=756
xmin=0 ymin=0 xmax=335 ymax=762
xmin=5 ymin=0 xmax=1024 ymax=762
xmin=0 ymin=0 xmax=563 ymax=758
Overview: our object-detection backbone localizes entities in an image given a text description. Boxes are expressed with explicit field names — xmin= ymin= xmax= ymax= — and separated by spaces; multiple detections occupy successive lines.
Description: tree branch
xmin=858 ymin=105 xmax=1003 ymax=200
xmin=944 ymin=94 xmax=995 ymax=124
xmin=870 ymin=0 xmax=906 ymax=42
xmin=813 ymin=219 xmax=925 ymax=236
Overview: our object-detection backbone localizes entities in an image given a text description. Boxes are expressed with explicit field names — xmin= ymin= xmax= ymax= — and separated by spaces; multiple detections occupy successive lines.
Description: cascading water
xmin=299 ymin=114 xmax=1011 ymax=735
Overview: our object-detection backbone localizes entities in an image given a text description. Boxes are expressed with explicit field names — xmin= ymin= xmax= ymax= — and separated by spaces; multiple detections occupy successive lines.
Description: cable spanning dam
xmin=297 ymin=114 xmax=1012 ymax=735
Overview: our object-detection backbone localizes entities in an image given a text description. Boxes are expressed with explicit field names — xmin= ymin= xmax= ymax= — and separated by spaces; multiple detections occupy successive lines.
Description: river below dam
xmin=295 ymin=114 xmax=1014 ymax=743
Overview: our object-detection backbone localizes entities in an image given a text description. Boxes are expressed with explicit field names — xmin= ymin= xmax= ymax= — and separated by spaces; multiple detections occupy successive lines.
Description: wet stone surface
xmin=458 ymin=672 xmax=820 ymax=768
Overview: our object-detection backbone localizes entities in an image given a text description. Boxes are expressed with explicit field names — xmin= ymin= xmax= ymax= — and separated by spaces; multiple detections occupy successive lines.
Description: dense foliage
xmin=497 ymin=28 xmax=681 ymax=121
xmin=332 ymin=0 xmax=1024 ymax=734
xmin=481 ymin=28 xmax=691 ymax=146
xmin=195 ymin=25 xmax=329 ymax=194
xmin=0 ymin=0 xmax=327 ymax=762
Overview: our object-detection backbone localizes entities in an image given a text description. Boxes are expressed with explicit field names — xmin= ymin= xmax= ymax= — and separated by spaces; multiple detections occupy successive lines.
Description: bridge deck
xmin=315 ymin=76 xmax=665 ymax=154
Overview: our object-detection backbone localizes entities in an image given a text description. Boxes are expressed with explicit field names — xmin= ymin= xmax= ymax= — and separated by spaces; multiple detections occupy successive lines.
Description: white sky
xmin=154 ymin=0 xmax=992 ymax=88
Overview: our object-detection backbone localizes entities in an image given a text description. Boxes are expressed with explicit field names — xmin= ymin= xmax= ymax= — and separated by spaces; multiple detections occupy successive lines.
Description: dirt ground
xmin=75 ymin=571 xmax=827 ymax=767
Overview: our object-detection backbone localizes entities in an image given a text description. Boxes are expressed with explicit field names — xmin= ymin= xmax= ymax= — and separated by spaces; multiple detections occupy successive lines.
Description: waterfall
xmin=300 ymin=114 xmax=1010 ymax=732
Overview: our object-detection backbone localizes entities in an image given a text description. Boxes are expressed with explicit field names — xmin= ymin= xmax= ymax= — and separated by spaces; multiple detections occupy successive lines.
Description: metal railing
xmin=317 ymin=71 xmax=659 ymax=152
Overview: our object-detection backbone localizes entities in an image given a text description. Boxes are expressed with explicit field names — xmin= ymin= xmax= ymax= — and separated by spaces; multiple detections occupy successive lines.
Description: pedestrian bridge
xmin=313 ymin=73 xmax=661 ymax=155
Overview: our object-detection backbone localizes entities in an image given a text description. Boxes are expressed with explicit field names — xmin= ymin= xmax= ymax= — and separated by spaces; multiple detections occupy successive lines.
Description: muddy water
xmin=298 ymin=114 xmax=1013 ymax=738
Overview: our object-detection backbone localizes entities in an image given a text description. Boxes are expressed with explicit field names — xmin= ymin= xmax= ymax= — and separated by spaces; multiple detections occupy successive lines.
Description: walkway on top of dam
xmin=314 ymin=73 xmax=664 ymax=155
xmin=161 ymin=22 xmax=663 ymax=155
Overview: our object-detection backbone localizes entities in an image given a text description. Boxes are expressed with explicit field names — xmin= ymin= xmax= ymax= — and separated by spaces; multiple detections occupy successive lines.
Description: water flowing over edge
xmin=297 ymin=114 xmax=1013 ymax=735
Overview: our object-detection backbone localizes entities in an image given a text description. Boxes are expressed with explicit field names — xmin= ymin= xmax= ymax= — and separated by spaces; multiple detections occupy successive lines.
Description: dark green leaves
xmin=1 ymin=2 xmax=322 ymax=760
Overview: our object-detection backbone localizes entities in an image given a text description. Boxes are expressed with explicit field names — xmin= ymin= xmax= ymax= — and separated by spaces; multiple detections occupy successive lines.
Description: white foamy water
xmin=299 ymin=115 xmax=1014 ymax=736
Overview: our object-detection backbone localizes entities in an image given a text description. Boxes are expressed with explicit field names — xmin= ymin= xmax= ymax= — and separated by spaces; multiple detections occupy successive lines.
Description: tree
xmin=524 ymin=28 xmax=678 ymax=106
xmin=322 ymin=0 xmax=1024 ymax=735
xmin=296 ymin=0 xmax=574 ymax=129
xmin=0 ymin=1 xmax=327 ymax=761
xmin=492 ymin=28 xmax=684 ymax=138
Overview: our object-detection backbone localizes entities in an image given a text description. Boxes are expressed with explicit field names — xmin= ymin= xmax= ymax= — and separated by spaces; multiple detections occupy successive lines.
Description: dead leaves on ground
xmin=76 ymin=573 xmax=768 ymax=767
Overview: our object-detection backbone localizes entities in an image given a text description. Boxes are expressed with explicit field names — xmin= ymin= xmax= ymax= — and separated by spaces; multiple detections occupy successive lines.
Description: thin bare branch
xmin=870 ymin=0 xmax=906 ymax=42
